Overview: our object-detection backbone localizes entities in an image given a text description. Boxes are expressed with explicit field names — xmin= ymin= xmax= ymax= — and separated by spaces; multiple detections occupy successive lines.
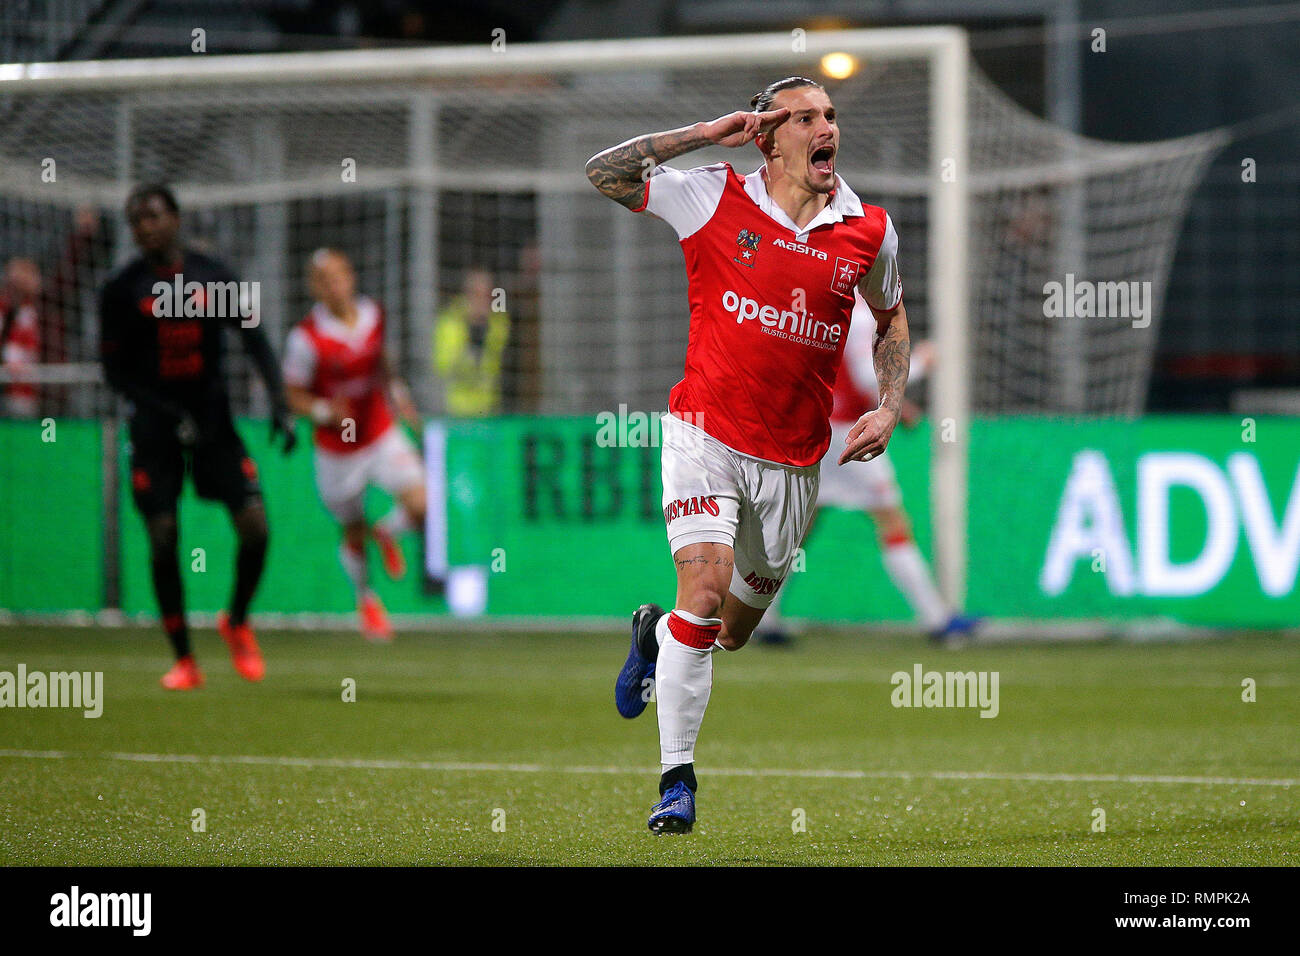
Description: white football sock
xmin=657 ymin=609 xmax=719 ymax=772
xmin=339 ymin=540 xmax=368 ymax=595
xmin=882 ymin=540 xmax=949 ymax=631
xmin=377 ymin=505 xmax=412 ymax=537
xmin=654 ymin=611 xmax=671 ymax=647
xmin=657 ymin=605 xmax=724 ymax=653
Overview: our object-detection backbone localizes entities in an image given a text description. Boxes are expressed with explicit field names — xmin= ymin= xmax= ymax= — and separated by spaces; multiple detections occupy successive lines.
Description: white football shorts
xmin=817 ymin=420 xmax=902 ymax=511
xmin=659 ymin=413 xmax=819 ymax=609
xmin=314 ymin=424 xmax=424 ymax=524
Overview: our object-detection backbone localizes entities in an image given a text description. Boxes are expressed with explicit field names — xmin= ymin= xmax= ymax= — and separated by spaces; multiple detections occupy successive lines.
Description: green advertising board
xmin=966 ymin=416 xmax=1300 ymax=627
xmin=1 ymin=415 xmax=1295 ymax=626
xmin=0 ymin=418 xmax=103 ymax=613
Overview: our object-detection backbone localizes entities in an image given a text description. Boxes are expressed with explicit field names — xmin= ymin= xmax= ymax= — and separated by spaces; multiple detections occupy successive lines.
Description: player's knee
xmin=717 ymin=629 xmax=750 ymax=652
xmin=343 ymin=522 xmax=367 ymax=548
xmin=681 ymin=586 xmax=725 ymax=621
xmin=402 ymin=487 xmax=427 ymax=523
xmin=720 ymin=609 xmax=762 ymax=651
xmin=234 ymin=504 xmax=269 ymax=549
xmin=147 ymin=514 xmax=179 ymax=556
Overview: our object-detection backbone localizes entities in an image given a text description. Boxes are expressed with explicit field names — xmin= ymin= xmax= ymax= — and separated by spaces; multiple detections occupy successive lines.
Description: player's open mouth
xmin=810 ymin=145 xmax=834 ymax=175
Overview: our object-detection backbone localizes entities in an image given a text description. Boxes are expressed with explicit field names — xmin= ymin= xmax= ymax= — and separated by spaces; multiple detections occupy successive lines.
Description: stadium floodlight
xmin=0 ymin=28 xmax=1222 ymax=612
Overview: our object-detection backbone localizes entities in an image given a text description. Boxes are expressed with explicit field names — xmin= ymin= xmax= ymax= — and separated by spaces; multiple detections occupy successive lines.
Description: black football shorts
xmin=128 ymin=418 xmax=262 ymax=517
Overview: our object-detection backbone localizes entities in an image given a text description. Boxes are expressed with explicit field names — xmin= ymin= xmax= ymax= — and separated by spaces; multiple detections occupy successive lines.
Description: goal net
xmin=0 ymin=29 xmax=1224 ymax=620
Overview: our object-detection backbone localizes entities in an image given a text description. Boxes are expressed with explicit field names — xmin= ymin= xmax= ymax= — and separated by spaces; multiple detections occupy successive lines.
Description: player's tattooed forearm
xmin=585 ymin=125 xmax=712 ymax=209
xmin=873 ymin=311 xmax=911 ymax=415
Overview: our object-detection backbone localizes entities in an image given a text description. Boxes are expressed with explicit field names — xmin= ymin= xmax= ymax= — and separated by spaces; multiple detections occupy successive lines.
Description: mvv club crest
xmin=734 ymin=228 xmax=761 ymax=268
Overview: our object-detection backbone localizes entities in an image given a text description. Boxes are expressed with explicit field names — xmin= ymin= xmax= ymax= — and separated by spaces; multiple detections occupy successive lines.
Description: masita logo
xmin=663 ymin=495 xmax=720 ymax=523
xmin=719 ymin=289 xmax=842 ymax=350
xmin=772 ymin=237 xmax=827 ymax=260
xmin=50 ymin=886 xmax=151 ymax=936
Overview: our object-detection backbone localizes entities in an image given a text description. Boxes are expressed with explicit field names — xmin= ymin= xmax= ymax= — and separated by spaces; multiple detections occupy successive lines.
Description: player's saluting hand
xmin=697 ymin=107 xmax=791 ymax=148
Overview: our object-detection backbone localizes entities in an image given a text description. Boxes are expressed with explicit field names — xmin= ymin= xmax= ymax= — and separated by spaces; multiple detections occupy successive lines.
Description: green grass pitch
xmin=0 ymin=626 xmax=1296 ymax=866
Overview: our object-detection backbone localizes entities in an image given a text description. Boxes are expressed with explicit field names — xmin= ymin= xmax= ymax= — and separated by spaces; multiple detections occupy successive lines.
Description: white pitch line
xmin=0 ymin=749 xmax=1295 ymax=788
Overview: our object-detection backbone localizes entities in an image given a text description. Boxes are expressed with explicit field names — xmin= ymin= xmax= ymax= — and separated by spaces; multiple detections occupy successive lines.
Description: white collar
xmin=310 ymin=295 xmax=378 ymax=341
xmin=741 ymin=164 xmax=864 ymax=239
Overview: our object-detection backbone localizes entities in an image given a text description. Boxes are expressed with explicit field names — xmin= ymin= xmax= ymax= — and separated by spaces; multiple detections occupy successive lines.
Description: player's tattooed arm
xmin=585 ymin=126 xmax=713 ymax=209
xmin=872 ymin=302 xmax=911 ymax=420
xmin=838 ymin=301 xmax=910 ymax=465
xmin=585 ymin=109 xmax=790 ymax=209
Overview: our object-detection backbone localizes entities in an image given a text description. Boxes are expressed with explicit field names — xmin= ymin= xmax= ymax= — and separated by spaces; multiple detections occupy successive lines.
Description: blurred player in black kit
xmin=100 ymin=184 xmax=297 ymax=690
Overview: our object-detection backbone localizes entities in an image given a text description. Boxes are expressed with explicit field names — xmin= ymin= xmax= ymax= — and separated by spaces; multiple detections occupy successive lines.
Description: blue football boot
xmin=615 ymin=603 xmax=664 ymax=718
xmin=930 ymin=614 xmax=981 ymax=648
xmin=648 ymin=781 xmax=696 ymax=835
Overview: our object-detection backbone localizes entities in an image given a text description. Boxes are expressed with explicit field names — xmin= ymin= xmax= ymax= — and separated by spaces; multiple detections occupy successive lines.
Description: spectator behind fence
xmin=0 ymin=207 xmax=103 ymax=418
xmin=433 ymin=267 xmax=510 ymax=417
xmin=0 ymin=258 xmax=43 ymax=418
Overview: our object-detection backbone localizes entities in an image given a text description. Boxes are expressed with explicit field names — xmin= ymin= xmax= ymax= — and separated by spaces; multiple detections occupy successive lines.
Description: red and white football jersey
xmin=283 ymin=296 xmax=395 ymax=453
xmin=638 ymin=162 xmax=902 ymax=466
xmin=831 ymin=293 xmax=882 ymax=425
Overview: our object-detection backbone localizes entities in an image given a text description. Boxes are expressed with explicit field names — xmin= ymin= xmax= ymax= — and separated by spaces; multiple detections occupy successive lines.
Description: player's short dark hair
xmin=125 ymin=183 xmax=179 ymax=216
xmin=750 ymin=76 xmax=824 ymax=112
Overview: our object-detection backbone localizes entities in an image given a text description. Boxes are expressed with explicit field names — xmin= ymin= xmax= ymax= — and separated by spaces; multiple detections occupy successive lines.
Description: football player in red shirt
xmin=588 ymin=77 xmax=911 ymax=833
xmin=283 ymin=249 xmax=425 ymax=642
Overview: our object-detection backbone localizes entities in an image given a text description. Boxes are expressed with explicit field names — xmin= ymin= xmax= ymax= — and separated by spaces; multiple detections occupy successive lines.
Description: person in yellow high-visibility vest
xmin=433 ymin=267 xmax=510 ymax=417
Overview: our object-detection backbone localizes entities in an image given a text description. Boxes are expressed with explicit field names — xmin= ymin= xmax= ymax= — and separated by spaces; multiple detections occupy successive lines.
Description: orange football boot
xmin=359 ymin=591 xmax=394 ymax=643
xmin=160 ymin=654 xmax=204 ymax=691
xmin=217 ymin=611 xmax=266 ymax=681
xmin=372 ymin=524 xmax=407 ymax=579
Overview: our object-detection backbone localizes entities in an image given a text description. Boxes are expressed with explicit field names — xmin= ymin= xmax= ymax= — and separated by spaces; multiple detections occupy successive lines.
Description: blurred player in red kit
xmin=283 ymin=248 xmax=425 ymax=642
xmin=1 ymin=257 xmax=44 ymax=417
xmin=755 ymin=292 xmax=978 ymax=648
